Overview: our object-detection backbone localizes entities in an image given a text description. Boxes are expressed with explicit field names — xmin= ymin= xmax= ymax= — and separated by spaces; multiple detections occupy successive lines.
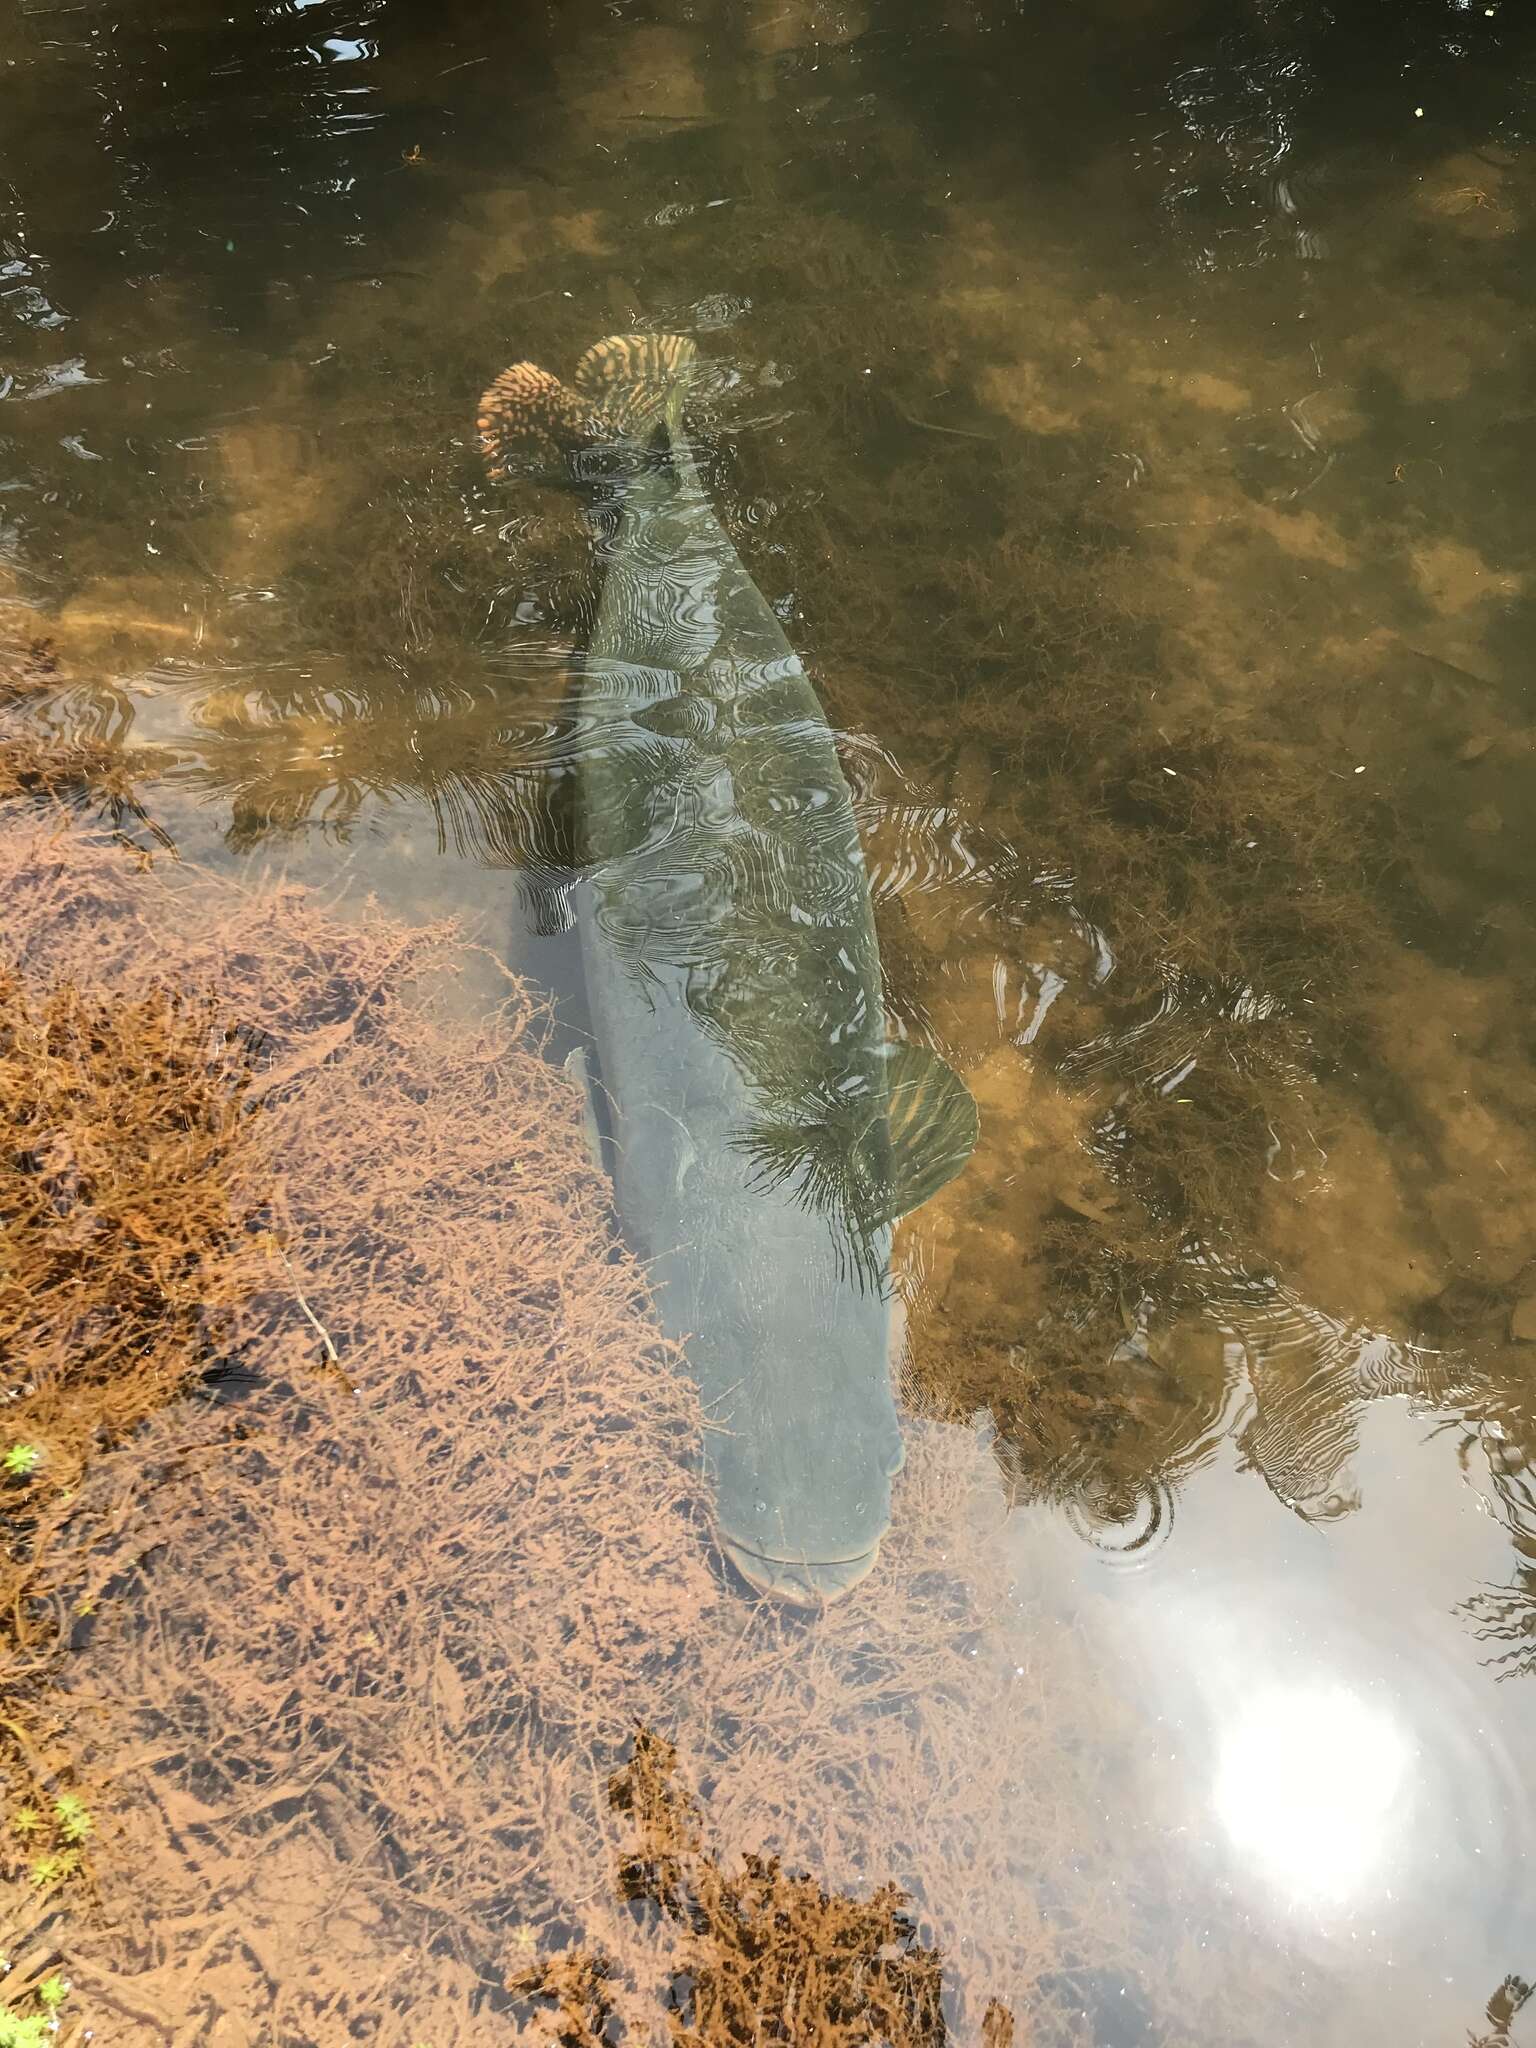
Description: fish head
xmin=701 ymin=1295 xmax=908 ymax=1612
xmin=719 ymin=1533 xmax=889 ymax=1609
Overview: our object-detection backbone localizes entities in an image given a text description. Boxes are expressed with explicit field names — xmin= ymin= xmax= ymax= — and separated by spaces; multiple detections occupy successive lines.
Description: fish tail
xmin=571 ymin=332 xmax=698 ymax=440
xmin=475 ymin=361 xmax=596 ymax=478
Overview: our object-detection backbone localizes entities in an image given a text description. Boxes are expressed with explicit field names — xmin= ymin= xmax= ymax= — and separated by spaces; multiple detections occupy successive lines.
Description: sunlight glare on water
xmin=1213 ymin=1680 xmax=1415 ymax=1908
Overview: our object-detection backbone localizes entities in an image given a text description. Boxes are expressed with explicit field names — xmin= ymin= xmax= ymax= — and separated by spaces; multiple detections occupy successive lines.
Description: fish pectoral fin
xmin=884 ymin=1040 xmax=979 ymax=1217
xmin=562 ymin=1044 xmax=608 ymax=1175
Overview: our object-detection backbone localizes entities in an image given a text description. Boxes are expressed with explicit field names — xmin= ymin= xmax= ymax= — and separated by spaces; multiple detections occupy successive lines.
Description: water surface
xmin=3 ymin=0 xmax=1534 ymax=2040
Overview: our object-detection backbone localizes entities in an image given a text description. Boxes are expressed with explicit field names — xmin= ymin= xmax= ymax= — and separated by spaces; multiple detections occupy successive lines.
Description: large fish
xmin=477 ymin=333 xmax=977 ymax=1604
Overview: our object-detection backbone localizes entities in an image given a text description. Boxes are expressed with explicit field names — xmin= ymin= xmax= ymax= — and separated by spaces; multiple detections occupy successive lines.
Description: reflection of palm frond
xmin=735 ymin=1097 xmax=886 ymax=1217
xmin=732 ymin=1039 xmax=978 ymax=1291
xmin=1062 ymin=967 xmax=1306 ymax=1093
xmin=1190 ymin=1249 xmax=1429 ymax=1524
xmin=175 ymin=667 xmax=714 ymax=878
xmin=1459 ymin=1574 xmax=1536 ymax=1681
xmin=734 ymin=1081 xmax=891 ymax=1291
xmin=416 ymin=756 xmax=576 ymax=872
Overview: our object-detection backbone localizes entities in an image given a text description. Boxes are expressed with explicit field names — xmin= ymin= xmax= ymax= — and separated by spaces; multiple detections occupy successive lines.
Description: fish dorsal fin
xmin=883 ymin=1041 xmax=978 ymax=1218
xmin=476 ymin=336 xmax=699 ymax=478
xmin=572 ymin=332 xmax=698 ymax=441
xmin=476 ymin=361 xmax=599 ymax=476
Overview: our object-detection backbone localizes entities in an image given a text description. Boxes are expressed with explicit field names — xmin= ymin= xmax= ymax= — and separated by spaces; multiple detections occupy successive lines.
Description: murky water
xmin=3 ymin=0 xmax=1535 ymax=2040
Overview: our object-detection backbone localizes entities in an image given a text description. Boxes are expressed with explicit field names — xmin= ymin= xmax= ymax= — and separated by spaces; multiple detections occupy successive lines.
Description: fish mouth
xmin=721 ymin=1537 xmax=882 ymax=1608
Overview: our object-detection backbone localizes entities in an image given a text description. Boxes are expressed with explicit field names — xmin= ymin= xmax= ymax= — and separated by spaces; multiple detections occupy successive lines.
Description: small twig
xmin=66 ymin=1958 xmax=175 ymax=2041
xmin=892 ymin=402 xmax=994 ymax=442
xmin=276 ymin=1248 xmax=340 ymax=1366
xmin=0 ymin=1713 xmax=60 ymax=1802
xmin=265 ymin=1241 xmax=353 ymax=1389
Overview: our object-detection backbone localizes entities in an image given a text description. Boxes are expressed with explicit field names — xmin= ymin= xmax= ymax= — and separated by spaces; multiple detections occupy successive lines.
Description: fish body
xmin=478 ymin=336 xmax=975 ymax=1604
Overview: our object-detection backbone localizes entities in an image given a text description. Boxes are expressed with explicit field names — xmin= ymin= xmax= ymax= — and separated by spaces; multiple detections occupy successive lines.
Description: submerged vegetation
xmin=0 ymin=764 xmax=1172 ymax=2042
xmin=0 ymin=848 xmax=268 ymax=1923
xmin=506 ymin=1726 xmax=983 ymax=2048
xmin=0 ymin=976 xmax=262 ymax=1469
xmin=0 ymin=1955 xmax=80 ymax=2048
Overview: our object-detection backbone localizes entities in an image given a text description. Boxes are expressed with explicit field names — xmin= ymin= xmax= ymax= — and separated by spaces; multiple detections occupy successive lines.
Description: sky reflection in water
xmin=1010 ymin=1391 xmax=1534 ymax=2041
xmin=1214 ymin=1679 xmax=1413 ymax=1909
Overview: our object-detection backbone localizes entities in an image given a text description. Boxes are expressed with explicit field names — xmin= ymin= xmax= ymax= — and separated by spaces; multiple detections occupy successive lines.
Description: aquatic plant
xmin=6 ymin=1793 xmax=90 ymax=1867
xmin=0 ymin=1955 xmax=77 ymax=2048
xmin=0 ymin=799 xmax=1273 ymax=2042
xmin=0 ymin=970 xmax=266 ymax=1472
xmin=0 ymin=725 xmax=164 ymax=849
xmin=0 ymin=2013 xmax=53 ymax=2048
xmin=51 ymin=1798 xmax=91 ymax=1846
xmin=27 ymin=1851 xmax=80 ymax=1892
xmin=3 ymin=1788 xmax=89 ymax=1899
xmin=0 ymin=603 xmax=178 ymax=859
xmin=0 ymin=954 xmax=261 ymax=1910
xmin=504 ymin=1727 xmax=964 ymax=2048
